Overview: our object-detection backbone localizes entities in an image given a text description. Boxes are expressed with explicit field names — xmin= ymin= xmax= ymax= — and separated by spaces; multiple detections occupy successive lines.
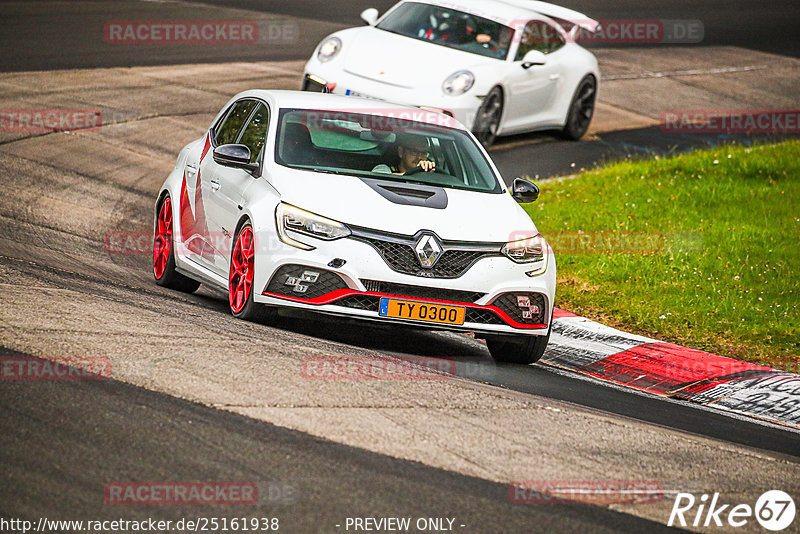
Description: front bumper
xmin=302 ymin=65 xmax=483 ymax=131
xmin=251 ymin=228 xmax=556 ymax=337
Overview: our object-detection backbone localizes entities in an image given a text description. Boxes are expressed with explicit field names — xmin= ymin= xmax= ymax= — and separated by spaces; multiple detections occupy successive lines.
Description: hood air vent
xmin=361 ymin=177 xmax=448 ymax=209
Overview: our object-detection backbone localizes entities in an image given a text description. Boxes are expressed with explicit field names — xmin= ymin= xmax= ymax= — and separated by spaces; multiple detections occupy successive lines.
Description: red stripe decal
xmin=178 ymin=134 xmax=211 ymax=255
xmin=200 ymin=133 xmax=212 ymax=162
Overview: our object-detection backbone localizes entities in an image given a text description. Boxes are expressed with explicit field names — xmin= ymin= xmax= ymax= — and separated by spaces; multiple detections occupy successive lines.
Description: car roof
xmin=231 ymin=89 xmax=466 ymax=130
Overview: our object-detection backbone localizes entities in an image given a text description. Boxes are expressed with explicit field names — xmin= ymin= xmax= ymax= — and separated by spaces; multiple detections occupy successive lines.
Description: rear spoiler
xmin=524 ymin=1 xmax=600 ymax=34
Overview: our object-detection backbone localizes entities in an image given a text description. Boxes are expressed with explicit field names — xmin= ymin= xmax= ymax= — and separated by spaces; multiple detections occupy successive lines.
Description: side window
xmin=214 ymin=100 xmax=256 ymax=146
xmin=546 ymin=23 xmax=566 ymax=53
xmin=236 ymin=103 xmax=269 ymax=163
xmin=515 ymin=20 xmax=565 ymax=60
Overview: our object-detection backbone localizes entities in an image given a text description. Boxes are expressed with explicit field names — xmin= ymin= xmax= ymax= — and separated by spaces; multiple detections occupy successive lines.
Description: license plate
xmin=345 ymin=89 xmax=381 ymax=100
xmin=378 ymin=298 xmax=465 ymax=326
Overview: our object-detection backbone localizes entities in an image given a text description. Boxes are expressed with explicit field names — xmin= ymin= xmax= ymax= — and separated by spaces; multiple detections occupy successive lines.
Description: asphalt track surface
xmin=2 ymin=1 xmax=800 ymax=532
xmin=0 ymin=349 xmax=686 ymax=533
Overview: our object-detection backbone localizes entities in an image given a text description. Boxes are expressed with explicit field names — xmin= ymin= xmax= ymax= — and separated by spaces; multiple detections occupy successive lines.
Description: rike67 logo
xmin=668 ymin=490 xmax=796 ymax=531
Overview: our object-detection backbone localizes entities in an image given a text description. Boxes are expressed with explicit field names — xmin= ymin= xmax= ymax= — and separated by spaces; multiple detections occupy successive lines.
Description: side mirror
xmin=213 ymin=144 xmax=259 ymax=173
xmin=360 ymin=8 xmax=379 ymax=26
xmin=521 ymin=50 xmax=547 ymax=69
xmin=511 ymin=177 xmax=539 ymax=203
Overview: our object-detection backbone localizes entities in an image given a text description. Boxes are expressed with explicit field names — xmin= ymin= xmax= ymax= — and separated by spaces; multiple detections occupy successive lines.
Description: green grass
xmin=524 ymin=140 xmax=800 ymax=368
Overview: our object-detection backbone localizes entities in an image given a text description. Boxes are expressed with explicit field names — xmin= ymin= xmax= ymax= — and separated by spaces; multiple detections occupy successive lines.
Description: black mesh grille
xmin=465 ymin=308 xmax=505 ymax=325
xmin=357 ymin=236 xmax=496 ymax=279
xmin=432 ymin=250 xmax=490 ymax=278
xmin=361 ymin=280 xmax=484 ymax=303
xmin=264 ymin=264 xmax=347 ymax=299
xmin=491 ymin=293 xmax=546 ymax=324
xmin=335 ymin=295 xmax=381 ymax=311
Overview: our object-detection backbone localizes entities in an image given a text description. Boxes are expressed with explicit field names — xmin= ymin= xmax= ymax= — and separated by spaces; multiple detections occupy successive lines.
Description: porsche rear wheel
xmin=561 ymin=75 xmax=596 ymax=141
xmin=229 ymin=222 xmax=276 ymax=323
xmin=473 ymin=87 xmax=503 ymax=148
xmin=153 ymin=195 xmax=200 ymax=293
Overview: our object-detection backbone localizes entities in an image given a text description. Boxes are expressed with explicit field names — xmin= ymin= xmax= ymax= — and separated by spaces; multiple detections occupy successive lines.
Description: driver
xmin=372 ymin=133 xmax=436 ymax=175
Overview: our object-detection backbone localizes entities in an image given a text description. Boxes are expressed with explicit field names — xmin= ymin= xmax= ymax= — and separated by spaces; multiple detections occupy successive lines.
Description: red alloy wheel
xmin=153 ymin=197 xmax=172 ymax=280
xmin=229 ymin=226 xmax=255 ymax=314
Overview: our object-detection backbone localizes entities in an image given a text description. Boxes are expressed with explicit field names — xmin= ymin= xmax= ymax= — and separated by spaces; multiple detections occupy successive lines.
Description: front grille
xmin=491 ymin=293 xmax=546 ymax=324
xmin=361 ymin=280 xmax=485 ymax=303
xmin=355 ymin=235 xmax=499 ymax=279
xmin=264 ymin=264 xmax=347 ymax=299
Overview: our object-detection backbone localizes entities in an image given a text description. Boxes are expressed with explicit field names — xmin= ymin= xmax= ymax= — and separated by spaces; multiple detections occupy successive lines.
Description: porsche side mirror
xmin=360 ymin=8 xmax=379 ymax=26
xmin=521 ymin=50 xmax=547 ymax=69
xmin=213 ymin=144 xmax=260 ymax=173
xmin=511 ymin=177 xmax=539 ymax=203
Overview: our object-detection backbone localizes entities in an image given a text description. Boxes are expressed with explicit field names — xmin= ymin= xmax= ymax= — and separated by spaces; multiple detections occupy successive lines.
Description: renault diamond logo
xmin=415 ymin=233 xmax=443 ymax=268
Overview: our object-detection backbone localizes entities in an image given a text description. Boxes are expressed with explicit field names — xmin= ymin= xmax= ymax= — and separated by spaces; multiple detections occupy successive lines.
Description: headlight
xmin=442 ymin=70 xmax=475 ymax=96
xmin=501 ymin=234 xmax=550 ymax=275
xmin=276 ymin=203 xmax=351 ymax=250
xmin=317 ymin=37 xmax=342 ymax=63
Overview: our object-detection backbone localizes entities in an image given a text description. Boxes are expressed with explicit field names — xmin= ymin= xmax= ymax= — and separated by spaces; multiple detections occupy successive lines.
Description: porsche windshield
xmin=275 ymin=108 xmax=503 ymax=194
xmin=376 ymin=1 xmax=513 ymax=60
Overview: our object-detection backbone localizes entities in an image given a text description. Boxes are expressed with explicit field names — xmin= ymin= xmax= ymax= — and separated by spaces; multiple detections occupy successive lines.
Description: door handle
xmin=185 ymin=164 xmax=198 ymax=178
xmin=548 ymin=73 xmax=560 ymax=81
xmin=210 ymin=179 xmax=220 ymax=191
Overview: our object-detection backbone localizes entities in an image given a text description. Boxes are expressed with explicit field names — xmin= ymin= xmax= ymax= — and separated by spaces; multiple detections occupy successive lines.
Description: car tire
xmin=486 ymin=324 xmax=551 ymax=365
xmin=472 ymin=86 xmax=503 ymax=148
xmin=153 ymin=195 xmax=201 ymax=293
xmin=229 ymin=222 xmax=277 ymax=323
xmin=561 ymin=75 xmax=596 ymax=141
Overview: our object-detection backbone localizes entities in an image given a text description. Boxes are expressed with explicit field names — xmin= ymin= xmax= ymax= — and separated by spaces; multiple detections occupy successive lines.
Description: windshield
xmin=274 ymin=108 xmax=503 ymax=194
xmin=376 ymin=2 xmax=513 ymax=60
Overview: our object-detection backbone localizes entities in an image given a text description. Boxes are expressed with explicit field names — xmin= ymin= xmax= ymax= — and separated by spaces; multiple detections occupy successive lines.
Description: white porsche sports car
xmin=302 ymin=0 xmax=600 ymax=146
xmin=153 ymin=90 xmax=556 ymax=363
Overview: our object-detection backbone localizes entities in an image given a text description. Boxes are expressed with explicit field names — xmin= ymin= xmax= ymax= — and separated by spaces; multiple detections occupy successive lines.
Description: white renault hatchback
xmin=302 ymin=0 xmax=599 ymax=146
xmin=153 ymin=90 xmax=555 ymax=363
